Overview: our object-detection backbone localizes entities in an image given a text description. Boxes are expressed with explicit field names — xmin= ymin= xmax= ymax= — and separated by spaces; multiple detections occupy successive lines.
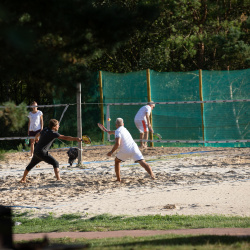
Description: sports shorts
xmin=134 ymin=120 xmax=148 ymax=133
xmin=28 ymin=129 xmax=41 ymax=137
xmin=116 ymin=146 xmax=144 ymax=162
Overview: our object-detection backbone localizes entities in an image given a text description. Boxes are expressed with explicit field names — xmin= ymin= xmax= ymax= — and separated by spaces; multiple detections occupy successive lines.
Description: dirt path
xmin=13 ymin=228 xmax=250 ymax=241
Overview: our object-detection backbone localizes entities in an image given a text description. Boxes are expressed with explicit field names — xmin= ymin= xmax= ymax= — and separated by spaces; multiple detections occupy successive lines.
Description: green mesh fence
xmin=202 ymin=70 xmax=250 ymax=147
xmin=150 ymin=70 xmax=202 ymax=147
xmin=102 ymin=70 xmax=148 ymax=141
xmin=49 ymin=69 xmax=250 ymax=148
xmin=101 ymin=69 xmax=250 ymax=147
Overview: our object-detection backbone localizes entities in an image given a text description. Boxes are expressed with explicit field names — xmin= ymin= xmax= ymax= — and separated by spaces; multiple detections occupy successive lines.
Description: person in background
xmin=20 ymin=119 xmax=82 ymax=183
xmin=134 ymin=102 xmax=155 ymax=148
xmin=28 ymin=101 xmax=43 ymax=158
xmin=107 ymin=118 xmax=155 ymax=182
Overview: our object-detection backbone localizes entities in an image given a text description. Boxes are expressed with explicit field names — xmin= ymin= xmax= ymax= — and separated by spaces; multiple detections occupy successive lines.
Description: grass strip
xmin=13 ymin=212 xmax=250 ymax=234
xmin=15 ymin=234 xmax=250 ymax=250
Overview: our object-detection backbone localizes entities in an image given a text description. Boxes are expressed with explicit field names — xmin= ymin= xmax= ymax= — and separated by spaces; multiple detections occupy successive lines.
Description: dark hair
xmin=49 ymin=119 xmax=59 ymax=129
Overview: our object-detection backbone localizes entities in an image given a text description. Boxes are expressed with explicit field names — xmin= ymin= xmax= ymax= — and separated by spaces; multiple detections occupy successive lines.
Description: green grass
xmin=13 ymin=213 xmax=250 ymax=234
xmin=47 ymin=235 xmax=250 ymax=250
xmin=15 ymin=232 xmax=250 ymax=250
xmin=13 ymin=213 xmax=250 ymax=249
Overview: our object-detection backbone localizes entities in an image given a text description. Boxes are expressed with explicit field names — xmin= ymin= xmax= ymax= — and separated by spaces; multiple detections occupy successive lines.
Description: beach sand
xmin=0 ymin=146 xmax=249 ymax=218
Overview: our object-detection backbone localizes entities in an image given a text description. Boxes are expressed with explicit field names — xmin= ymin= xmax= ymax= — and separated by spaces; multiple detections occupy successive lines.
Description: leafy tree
xmin=0 ymin=0 xmax=159 ymax=102
xmin=0 ymin=0 xmax=159 ymax=148
xmin=89 ymin=0 xmax=249 ymax=72
xmin=0 ymin=102 xmax=28 ymax=131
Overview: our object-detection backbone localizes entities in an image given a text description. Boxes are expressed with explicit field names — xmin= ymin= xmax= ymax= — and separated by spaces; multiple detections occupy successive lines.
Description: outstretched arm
xmin=58 ymin=135 xmax=82 ymax=142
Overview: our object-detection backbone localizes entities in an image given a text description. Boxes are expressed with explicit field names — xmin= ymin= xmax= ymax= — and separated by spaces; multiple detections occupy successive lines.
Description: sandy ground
xmin=0 ymin=146 xmax=249 ymax=218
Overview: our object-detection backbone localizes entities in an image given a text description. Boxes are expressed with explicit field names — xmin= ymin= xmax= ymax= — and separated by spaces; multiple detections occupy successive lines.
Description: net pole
xmin=146 ymin=69 xmax=153 ymax=147
xmin=77 ymin=83 xmax=82 ymax=164
xmin=107 ymin=104 xmax=110 ymax=141
xmin=199 ymin=69 xmax=205 ymax=143
xmin=99 ymin=71 xmax=104 ymax=142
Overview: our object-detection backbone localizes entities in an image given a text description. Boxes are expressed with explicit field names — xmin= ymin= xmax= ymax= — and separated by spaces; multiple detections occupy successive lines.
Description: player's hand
xmin=107 ymin=151 xmax=112 ymax=156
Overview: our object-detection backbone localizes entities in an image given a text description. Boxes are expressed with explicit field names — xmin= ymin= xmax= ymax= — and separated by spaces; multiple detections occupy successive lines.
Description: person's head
xmin=31 ymin=101 xmax=38 ymax=110
xmin=148 ymin=101 xmax=155 ymax=109
xmin=116 ymin=118 xmax=124 ymax=128
xmin=49 ymin=119 xmax=60 ymax=130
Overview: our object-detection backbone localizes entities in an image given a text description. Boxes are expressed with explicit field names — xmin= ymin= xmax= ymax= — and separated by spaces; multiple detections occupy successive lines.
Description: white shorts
xmin=135 ymin=120 xmax=148 ymax=133
xmin=116 ymin=147 xmax=144 ymax=162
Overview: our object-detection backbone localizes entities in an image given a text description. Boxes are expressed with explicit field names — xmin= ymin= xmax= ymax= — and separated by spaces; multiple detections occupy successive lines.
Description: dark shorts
xmin=29 ymin=129 xmax=41 ymax=137
xmin=26 ymin=152 xmax=59 ymax=171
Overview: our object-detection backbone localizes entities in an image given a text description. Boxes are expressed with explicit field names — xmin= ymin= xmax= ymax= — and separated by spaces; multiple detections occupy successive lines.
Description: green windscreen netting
xmin=102 ymin=70 xmax=148 ymax=141
xmin=150 ymin=70 xmax=202 ymax=147
xmin=101 ymin=69 xmax=250 ymax=147
xmin=202 ymin=70 xmax=250 ymax=147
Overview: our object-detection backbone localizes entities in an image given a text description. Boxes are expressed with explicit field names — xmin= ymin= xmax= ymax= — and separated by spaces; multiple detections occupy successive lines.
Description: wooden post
xmin=76 ymin=83 xmax=82 ymax=164
xmin=99 ymin=71 xmax=104 ymax=142
xmin=146 ymin=69 xmax=154 ymax=147
xmin=199 ymin=69 xmax=205 ymax=143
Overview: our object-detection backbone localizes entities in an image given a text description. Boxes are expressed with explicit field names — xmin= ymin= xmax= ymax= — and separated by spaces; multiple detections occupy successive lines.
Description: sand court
xmin=0 ymin=146 xmax=249 ymax=218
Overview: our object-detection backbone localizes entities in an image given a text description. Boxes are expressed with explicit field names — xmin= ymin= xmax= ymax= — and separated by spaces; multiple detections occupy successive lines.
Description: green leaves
xmin=0 ymin=102 xmax=28 ymax=131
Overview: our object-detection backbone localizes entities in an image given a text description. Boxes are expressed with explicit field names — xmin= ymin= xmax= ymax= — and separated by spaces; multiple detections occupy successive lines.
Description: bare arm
xmin=40 ymin=115 xmax=43 ymax=130
xmin=58 ymin=135 xmax=82 ymax=142
xmin=107 ymin=137 xmax=120 ymax=156
xmin=107 ymin=131 xmax=115 ymax=135
xmin=146 ymin=113 xmax=153 ymax=133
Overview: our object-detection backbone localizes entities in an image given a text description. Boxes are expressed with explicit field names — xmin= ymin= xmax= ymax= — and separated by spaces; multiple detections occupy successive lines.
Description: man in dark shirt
xmin=20 ymin=119 xmax=82 ymax=182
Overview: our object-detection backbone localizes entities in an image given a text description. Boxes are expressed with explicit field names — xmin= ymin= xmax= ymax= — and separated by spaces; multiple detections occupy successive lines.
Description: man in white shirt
xmin=134 ymin=102 xmax=155 ymax=148
xmin=107 ymin=118 xmax=155 ymax=182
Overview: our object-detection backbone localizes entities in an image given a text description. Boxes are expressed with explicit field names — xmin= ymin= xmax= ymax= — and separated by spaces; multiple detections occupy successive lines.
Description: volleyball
xmin=108 ymin=118 xmax=111 ymax=121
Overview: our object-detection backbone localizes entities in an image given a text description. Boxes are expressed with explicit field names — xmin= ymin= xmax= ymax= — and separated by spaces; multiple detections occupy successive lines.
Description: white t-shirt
xmin=134 ymin=105 xmax=151 ymax=122
xmin=115 ymin=126 xmax=137 ymax=153
xmin=115 ymin=126 xmax=143 ymax=162
xmin=28 ymin=110 xmax=43 ymax=131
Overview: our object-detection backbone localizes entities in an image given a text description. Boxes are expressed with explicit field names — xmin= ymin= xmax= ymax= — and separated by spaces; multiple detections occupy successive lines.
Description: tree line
xmin=0 ymin=0 xmax=249 ymax=148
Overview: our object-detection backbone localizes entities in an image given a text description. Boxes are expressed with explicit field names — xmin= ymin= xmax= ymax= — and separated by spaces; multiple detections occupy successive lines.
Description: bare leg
xmin=143 ymin=131 xmax=148 ymax=148
xmin=30 ymin=139 xmax=35 ymax=157
xmin=138 ymin=160 xmax=155 ymax=179
xmin=54 ymin=168 xmax=61 ymax=181
xmin=20 ymin=169 xmax=29 ymax=183
xmin=139 ymin=133 xmax=144 ymax=148
xmin=115 ymin=158 xmax=121 ymax=182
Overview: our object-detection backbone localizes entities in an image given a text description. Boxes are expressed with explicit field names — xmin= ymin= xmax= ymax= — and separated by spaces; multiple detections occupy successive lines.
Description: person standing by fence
xmin=28 ymin=101 xmax=43 ymax=158
xmin=134 ymin=102 xmax=155 ymax=148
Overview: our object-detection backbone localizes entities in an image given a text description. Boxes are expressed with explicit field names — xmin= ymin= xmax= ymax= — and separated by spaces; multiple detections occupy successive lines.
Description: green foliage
xmin=0 ymin=0 xmax=160 ymax=101
xmin=89 ymin=0 xmax=250 ymax=72
xmin=0 ymin=101 xmax=28 ymax=131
